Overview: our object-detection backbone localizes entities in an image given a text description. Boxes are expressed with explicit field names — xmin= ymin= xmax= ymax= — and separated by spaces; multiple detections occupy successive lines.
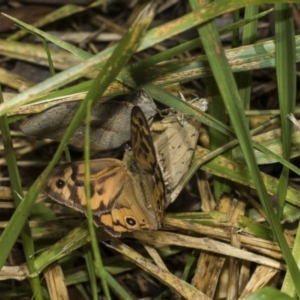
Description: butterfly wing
xmin=92 ymin=106 xmax=167 ymax=236
xmin=93 ymin=168 xmax=159 ymax=237
xmin=43 ymin=158 xmax=126 ymax=214
xmin=134 ymin=90 xmax=157 ymax=123
xmin=20 ymin=101 xmax=78 ymax=138
xmin=22 ymin=97 xmax=157 ymax=154
xmin=130 ymin=106 xmax=156 ymax=173
xmin=21 ymin=101 xmax=133 ymax=152
xmin=152 ymin=96 xmax=208 ymax=204
xmin=153 ymin=115 xmax=200 ymax=204
xmin=131 ymin=106 xmax=166 ymax=224
xmin=152 ymin=161 xmax=166 ymax=222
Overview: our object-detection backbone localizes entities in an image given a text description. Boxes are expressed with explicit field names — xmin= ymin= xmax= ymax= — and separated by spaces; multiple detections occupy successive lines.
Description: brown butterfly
xmin=43 ymin=106 xmax=166 ymax=236
xmin=21 ymin=92 xmax=157 ymax=153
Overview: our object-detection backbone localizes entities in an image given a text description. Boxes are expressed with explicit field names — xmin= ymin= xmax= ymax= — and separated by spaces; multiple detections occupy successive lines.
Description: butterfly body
xmin=44 ymin=106 xmax=165 ymax=237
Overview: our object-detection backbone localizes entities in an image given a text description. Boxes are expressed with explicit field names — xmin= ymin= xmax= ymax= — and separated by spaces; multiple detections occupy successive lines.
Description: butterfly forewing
xmin=131 ymin=106 xmax=156 ymax=174
xmin=131 ymin=106 xmax=166 ymax=222
xmin=153 ymin=163 xmax=166 ymax=222
xmin=43 ymin=159 xmax=126 ymax=213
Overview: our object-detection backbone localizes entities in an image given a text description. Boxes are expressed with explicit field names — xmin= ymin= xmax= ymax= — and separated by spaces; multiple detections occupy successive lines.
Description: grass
xmin=1 ymin=1 xmax=300 ymax=299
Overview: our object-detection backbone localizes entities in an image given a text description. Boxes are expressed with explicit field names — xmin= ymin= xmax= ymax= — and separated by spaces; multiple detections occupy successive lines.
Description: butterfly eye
xmin=125 ymin=217 xmax=137 ymax=227
xmin=56 ymin=179 xmax=65 ymax=189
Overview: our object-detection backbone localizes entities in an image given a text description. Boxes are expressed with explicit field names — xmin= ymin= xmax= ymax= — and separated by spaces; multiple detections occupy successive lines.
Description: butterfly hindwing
xmin=93 ymin=164 xmax=159 ymax=236
xmin=152 ymin=97 xmax=208 ymax=204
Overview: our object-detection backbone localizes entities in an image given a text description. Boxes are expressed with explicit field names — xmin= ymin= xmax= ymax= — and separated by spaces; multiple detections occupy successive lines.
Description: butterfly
xmin=152 ymin=97 xmax=208 ymax=205
xmin=21 ymin=92 xmax=157 ymax=153
xmin=43 ymin=106 xmax=166 ymax=237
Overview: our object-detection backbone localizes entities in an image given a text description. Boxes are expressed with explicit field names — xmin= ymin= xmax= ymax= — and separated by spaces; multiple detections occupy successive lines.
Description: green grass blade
xmin=0 ymin=89 xmax=43 ymax=299
xmin=275 ymin=4 xmax=296 ymax=220
xmin=246 ymin=287 xmax=293 ymax=300
xmin=3 ymin=13 xmax=92 ymax=59
xmin=84 ymin=248 xmax=102 ymax=299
